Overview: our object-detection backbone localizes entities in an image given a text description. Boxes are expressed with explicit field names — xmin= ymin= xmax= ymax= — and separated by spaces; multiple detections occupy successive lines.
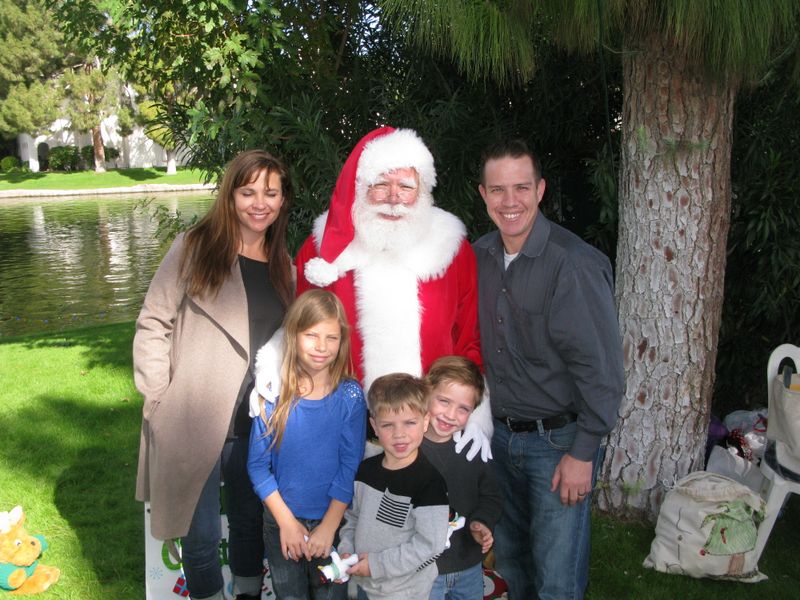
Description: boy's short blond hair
xmin=368 ymin=373 xmax=430 ymax=417
xmin=425 ymin=356 xmax=484 ymax=407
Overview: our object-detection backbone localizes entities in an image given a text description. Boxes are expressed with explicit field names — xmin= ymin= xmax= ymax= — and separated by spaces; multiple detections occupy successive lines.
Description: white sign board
xmin=143 ymin=502 xmax=275 ymax=599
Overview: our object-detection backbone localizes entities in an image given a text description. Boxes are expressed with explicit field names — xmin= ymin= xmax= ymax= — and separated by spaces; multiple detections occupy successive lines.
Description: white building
xmin=16 ymin=114 xmax=187 ymax=172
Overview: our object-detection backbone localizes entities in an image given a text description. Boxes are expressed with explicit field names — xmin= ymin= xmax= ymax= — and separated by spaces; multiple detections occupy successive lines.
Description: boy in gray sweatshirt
xmin=338 ymin=373 xmax=450 ymax=599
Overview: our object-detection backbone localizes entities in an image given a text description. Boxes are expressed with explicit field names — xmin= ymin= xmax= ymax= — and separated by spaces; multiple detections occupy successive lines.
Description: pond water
xmin=0 ymin=193 xmax=213 ymax=338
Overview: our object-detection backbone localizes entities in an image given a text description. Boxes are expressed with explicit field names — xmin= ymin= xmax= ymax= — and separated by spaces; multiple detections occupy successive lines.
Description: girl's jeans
xmin=262 ymin=508 xmax=348 ymax=600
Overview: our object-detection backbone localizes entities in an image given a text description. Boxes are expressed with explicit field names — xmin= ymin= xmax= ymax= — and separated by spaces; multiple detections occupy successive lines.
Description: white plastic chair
xmin=754 ymin=343 xmax=800 ymax=562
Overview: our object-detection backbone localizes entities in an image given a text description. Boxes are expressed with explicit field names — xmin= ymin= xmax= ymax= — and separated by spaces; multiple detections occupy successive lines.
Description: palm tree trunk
xmin=165 ymin=149 xmax=177 ymax=175
xmin=597 ymin=35 xmax=737 ymax=520
xmin=92 ymin=126 xmax=106 ymax=173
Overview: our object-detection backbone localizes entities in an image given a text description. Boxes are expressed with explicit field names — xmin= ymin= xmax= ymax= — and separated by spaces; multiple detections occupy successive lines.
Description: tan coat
xmin=134 ymin=234 xmax=251 ymax=540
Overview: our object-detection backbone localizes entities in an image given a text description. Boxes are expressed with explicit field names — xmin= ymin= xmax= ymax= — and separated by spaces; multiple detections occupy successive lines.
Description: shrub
xmin=0 ymin=155 xmax=20 ymax=171
xmin=80 ymin=144 xmax=121 ymax=168
xmin=80 ymin=145 xmax=94 ymax=166
xmin=48 ymin=146 xmax=81 ymax=171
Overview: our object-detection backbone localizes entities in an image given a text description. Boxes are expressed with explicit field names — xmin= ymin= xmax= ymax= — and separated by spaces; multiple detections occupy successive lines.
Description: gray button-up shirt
xmin=473 ymin=214 xmax=624 ymax=461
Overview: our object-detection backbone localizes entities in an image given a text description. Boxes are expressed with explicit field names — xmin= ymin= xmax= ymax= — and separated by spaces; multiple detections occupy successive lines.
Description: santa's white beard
xmin=352 ymin=194 xmax=433 ymax=254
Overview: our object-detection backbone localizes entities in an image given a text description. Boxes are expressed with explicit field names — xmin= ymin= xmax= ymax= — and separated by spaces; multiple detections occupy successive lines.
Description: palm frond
xmin=382 ymin=0 xmax=800 ymax=85
xmin=381 ymin=0 xmax=539 ymax=86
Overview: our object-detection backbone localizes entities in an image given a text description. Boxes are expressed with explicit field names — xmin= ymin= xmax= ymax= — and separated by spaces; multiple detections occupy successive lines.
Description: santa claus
xmin=254 ymin=126 xmax=492 ymax=458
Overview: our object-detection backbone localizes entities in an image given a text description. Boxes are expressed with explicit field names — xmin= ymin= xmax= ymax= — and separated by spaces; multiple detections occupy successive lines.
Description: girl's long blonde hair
xmin=262 ymin=289 xmax=354 ymax=449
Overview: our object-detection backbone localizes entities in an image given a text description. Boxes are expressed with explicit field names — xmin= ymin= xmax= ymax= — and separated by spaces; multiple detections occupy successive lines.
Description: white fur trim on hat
xmin=304 ymin=257 xmax=342 ymax=287
xmin=356 ymin=129 xmax=437 ymax=193
xmin=305 ymin=212 xmax=339 ymax=286
xmin=306 ymin=211 xmax=362 ymax=286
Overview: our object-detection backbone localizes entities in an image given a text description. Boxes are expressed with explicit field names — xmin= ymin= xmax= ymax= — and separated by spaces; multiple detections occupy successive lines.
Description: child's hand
xmin=307 ymin=522 xmax=336 ymax=559
xmin=469 ymin=521 xmax=493 ymax=554
xmin=347 ymin=553 xmax=371 ymax=577
xmin=279 ymin=518 xmax=310 ymax=562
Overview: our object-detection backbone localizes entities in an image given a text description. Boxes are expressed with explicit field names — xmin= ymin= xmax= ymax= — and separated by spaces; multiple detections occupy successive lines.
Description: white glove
xmin=248 ymin=328 xmax=285 ymax=417
xmin=453 ymin=385 xmax=493 ymax=462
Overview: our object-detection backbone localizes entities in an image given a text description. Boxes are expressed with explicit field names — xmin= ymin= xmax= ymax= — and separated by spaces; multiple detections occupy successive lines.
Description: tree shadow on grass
xmin=0 ymin=171 xmax=47 ymax=184
xmin=54 ymin=443 xmax=144 ymax=597
xmin=117 ymin=168 xmax=164 ymax=182
xmin=0 ymin=394 xmax=143 ymax=596
xmin=1 ymin=322 xmax=136 ymax=371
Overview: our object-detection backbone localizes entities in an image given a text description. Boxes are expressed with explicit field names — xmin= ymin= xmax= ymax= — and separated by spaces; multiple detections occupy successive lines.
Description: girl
xmin=248 ymin=289 xmax=367 ymax=599
xmin=134 ymin=150 xmax=293 ymax=600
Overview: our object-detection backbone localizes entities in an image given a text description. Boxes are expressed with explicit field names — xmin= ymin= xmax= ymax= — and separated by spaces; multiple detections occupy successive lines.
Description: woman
xmin=134 ymin=150 xmax=293 ymax=600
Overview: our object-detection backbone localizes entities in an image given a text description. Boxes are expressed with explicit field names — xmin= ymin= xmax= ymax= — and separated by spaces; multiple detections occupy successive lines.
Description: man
xmin=296 ymin=126 xmax=483 ymax=394
xmin=474 ymin=139 xmax=624 ymax=599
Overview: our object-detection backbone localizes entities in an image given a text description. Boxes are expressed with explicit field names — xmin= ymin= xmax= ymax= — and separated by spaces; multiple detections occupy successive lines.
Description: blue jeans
xmin=181 ymin=437 xmax=265 ymax=599
xmin=262 ymin=509 xmax=348 ymax=600
xmin=491 ymin=420 xmax=601 ymax=600
xmin=428 ymin=562 xmax=483 ymax=600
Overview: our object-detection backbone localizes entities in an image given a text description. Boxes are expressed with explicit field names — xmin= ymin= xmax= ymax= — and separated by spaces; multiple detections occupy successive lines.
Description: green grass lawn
xmin=0 ymin=167 xmax=209 ymax=191
xmin=0 ymin=322 xmax=798 ymax=599
xmin=0 ymin=323 xmax=143 ymax=599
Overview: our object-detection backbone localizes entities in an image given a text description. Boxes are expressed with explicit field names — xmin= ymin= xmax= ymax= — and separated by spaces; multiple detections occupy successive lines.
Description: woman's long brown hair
xmin=180 ymin=150 xmax=293 ymax=306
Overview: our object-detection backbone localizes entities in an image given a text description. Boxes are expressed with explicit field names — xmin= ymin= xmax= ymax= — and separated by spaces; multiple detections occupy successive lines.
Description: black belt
xmin=495 ymin=413 xmax=577 ymax=433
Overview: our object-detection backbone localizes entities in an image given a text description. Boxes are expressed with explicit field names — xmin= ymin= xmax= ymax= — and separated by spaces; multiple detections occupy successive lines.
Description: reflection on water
xmin=0 ymin=194 xmax=213 ymax=338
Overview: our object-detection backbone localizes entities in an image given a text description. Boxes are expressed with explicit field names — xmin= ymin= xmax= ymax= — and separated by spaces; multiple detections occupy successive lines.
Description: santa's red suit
xmin=293 ymin=126 xmax=481 ymax=389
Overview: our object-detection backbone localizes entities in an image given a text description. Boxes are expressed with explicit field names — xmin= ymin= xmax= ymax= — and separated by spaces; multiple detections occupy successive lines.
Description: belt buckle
xmin=504 ymin=417 xmax=515 ymax=431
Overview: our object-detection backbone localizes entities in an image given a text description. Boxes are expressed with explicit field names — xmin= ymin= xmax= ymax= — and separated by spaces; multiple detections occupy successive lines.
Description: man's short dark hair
xmin=479 ymin=139 xmax=542 ymax=183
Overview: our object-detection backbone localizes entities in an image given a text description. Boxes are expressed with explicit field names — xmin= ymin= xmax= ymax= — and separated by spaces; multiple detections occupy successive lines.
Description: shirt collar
xmin=519 ymin=213 xmax=550 ymax=258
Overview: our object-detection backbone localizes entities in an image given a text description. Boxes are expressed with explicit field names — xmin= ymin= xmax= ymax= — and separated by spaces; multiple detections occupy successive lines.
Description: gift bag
xmin=643 ymin=471 xmax=766 ymax=582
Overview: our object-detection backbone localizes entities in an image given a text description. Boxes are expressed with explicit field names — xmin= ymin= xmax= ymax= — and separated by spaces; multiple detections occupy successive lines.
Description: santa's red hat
xmin=304 ymin=126 xmax=437 ymax=286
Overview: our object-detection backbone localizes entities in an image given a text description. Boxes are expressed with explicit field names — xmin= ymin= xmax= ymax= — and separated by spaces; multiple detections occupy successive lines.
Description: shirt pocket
xmin=376 ymin=489 xmax=412 ymax=529
xmin=510 ymin=307 xmax=549 ymax=366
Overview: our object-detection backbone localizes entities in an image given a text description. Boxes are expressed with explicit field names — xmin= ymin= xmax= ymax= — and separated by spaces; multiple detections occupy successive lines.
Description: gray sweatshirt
xmin=338 ymin=452 xmax=450 ymax=599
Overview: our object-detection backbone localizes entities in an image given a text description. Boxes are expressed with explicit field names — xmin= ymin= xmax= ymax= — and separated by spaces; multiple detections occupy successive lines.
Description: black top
xmin=421 ymin=437 xmax=504 ymax=573
xmin=230 ymin=255 xmax=284 ymax=437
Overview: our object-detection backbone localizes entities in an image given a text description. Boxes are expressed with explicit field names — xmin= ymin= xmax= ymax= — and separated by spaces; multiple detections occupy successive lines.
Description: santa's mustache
xmin=373 ymin=204 xmax=413 ymax=218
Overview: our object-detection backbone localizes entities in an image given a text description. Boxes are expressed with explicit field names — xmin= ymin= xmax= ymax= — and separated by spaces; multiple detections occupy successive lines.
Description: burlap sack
xmin=644 ymin=471 xmax=766 ymax=582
